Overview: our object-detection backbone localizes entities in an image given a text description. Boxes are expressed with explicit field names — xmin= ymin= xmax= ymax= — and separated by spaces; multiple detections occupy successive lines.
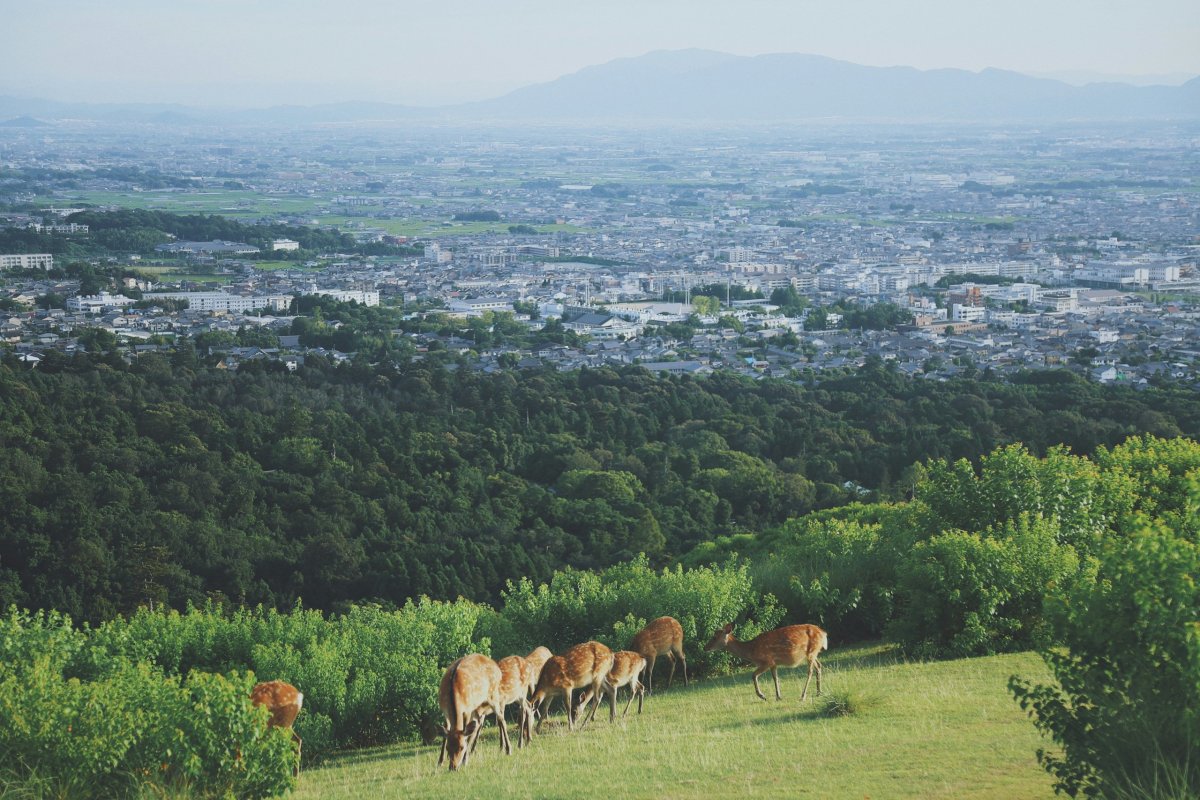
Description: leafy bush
xmin=480 ymin=555 xmax=782 ymax=674
xmin=889 ymin=515 xmax=1085 ymax=658
xmin=750 ymin=512 xmax=906 ymax=639
xmin=89 ymin=598 xmax=485 ymax=758
xmin=1010 ymin=505 xmax=1200 ymax=799
xmin=0 ymin=609 xmax=294 ymax=800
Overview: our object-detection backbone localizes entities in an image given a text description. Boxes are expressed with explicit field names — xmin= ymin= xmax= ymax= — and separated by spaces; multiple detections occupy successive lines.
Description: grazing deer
xmin=531 ymin=641 xmax=614 ymax=732
xmin=438 ymin=654 xmax=511 ymax=770
xmin=469 ymin=655 xmax=535 ymax=753
xmin=631 ymin=616 xmax=688 ymax=694
xmin=521 ymin=645 xmax=553 ymax=736
xmin=704 ymin=622 xmax=828 ymax=701
xmin=577 ymin=650 xmax=646 ymax=724
xmin=249 ymin=680 xmax=304 ymax=776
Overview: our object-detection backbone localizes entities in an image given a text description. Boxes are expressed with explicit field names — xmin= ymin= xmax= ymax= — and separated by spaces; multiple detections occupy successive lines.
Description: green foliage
xmin=1010 ymin=503 xmax=1200 ymax=798
xmin=750 ymin=511 xmax=904 ymax=638
xmin=0 ymin=609 xmax=294 ymax=800
xmin=3 ymin=344 xmax=1200 ymax=627
xmin=480 ymin=555 xmax=782 ymax=675
xmin=89 ymin=599 xmax=484 ymax=757
xmin=888 ymin=515 xmax=1084 ymax=658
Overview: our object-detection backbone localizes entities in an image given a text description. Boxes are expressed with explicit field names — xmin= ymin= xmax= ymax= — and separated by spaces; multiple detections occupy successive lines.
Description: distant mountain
xmin=468 ymin=49 xmax=1200 ymax=122
xmin=0 ymin=51 xmax=1196 ymax=125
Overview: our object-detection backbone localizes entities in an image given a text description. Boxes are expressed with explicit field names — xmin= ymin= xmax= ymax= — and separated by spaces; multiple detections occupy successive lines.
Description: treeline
xmin=67 ymin=209 xmax=358 ymax=254
xmin=0 ymin=209 xmax=420 ymax=259
xmin=2 ymin=346 xmax=1200 ymax=623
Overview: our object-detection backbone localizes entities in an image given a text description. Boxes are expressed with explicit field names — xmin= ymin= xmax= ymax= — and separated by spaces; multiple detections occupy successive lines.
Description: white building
xmin=951 ymin=303 xmax=987 ymax=323
xmin=142 ymin=291 xmax=291 ymax=313
xmin=66 ymin=292 xmax=137 ymax=314
xmin=272 ymin=239 xmax=300 ymax=252
xmin=0 ymin=253 xmax=54 ymax=271
xmin=309 ymin=289 xmax=380 ymax=307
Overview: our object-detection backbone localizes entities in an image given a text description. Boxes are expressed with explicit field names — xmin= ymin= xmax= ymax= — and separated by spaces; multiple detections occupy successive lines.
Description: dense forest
xmin=2 ymin=348 xmax=1197 ymax=624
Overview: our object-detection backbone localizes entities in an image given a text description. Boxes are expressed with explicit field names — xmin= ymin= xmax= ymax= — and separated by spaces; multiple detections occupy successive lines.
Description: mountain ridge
xmin=1 ymin=50 xmax=1196 ymax=125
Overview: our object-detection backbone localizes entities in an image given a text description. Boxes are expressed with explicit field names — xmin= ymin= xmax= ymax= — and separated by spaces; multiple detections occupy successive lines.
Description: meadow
xmin=294 ymin=645 xmax=1054 ymax=800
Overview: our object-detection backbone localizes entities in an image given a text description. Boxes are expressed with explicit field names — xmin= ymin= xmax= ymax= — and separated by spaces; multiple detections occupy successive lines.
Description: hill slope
xmin=294 ymin=646 xmax=1055 ymax=800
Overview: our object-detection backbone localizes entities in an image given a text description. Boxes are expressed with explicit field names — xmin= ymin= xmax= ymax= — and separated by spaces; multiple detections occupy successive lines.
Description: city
xmin=2 ymin=121 xmax=1198 ymax=388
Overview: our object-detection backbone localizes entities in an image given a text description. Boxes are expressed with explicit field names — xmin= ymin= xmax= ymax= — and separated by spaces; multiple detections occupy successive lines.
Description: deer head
xmin=704 ymin=622 xmax=735 ymax=652
xmin=441 ymin=718 xmax=479 ymax=770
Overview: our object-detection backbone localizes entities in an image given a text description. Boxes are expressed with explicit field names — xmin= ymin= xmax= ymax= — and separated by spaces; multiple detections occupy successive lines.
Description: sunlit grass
xmin=293 ymin=646 xmax=1054 ymax=800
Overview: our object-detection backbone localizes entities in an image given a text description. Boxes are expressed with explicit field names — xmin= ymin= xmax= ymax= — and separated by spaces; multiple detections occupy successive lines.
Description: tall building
xmin=0 ymin=253 xmax=53 ymax=270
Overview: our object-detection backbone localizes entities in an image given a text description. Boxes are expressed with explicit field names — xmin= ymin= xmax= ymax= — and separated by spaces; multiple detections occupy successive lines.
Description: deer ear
xmin=723 ymin=623 xmax=734 ymax=633
xmin=442 ymin=723 xmax=451 ymax=736
xmin=463 ymin=719 xmax=479 ymax=737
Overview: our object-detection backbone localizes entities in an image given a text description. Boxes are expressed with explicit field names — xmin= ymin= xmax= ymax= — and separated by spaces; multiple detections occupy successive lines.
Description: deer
xmin=704 ymin=622 xmax=828 ymax=702
xmin=530 ymin=641 xmax=614 ymax=733
xmin=576 ymin=650 xmax=646 ymax=724
xmin=468 ymin=654 xmax=535 ymax=754
xmin=520 ymin=645 xmax=553 ymax=737
xmin=249 ymin=680 xmax=304 ymax=777
xmin=525 ymin=645 xmax=553 ymax=683
xmin=631 ymin=616 xmax=688 ymax=695
xmin=438 ymin=654 xmax=511 ymax=770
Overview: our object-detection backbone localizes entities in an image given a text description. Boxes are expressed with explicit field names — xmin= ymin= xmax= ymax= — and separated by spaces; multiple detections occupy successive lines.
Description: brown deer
xmin=577 ymin=650 xmax=646 ymax=724
xmin=704 ymin=622 xmax=828 ymax=701
xmin=631 ymin=616 xmax=688 ymax=694
xmin=530 ymin=641 xmax=613 ymax=732
xmin=438 ymin=654 xmax=511 ymax=770
xmin=249 ymin=680 xmax=304 ymax=776
xmin=469 ymin=655 xmax=535 ymax=753
xmin=525 ymin=646 xmax=553 ymax=684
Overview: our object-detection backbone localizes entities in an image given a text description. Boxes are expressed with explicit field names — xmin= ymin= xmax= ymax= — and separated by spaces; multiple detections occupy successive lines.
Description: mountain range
xmin=2 ymin=49 xmax=1196 ymax=126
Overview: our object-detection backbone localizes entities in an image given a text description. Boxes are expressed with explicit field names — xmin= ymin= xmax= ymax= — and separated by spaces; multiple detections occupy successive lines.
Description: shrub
xmin=89 ymin=598 xmax=485 ymax=758
xmin=751 ymin=515 xmax=902 ymax=639
xmin=481 ymin=555 xmax=782 ymax=674
xmin=1010 ymin=506 xmax=1200 ymax=799
xmin=889 ymin=514 xmax=1085 ymax=658
xmin=0 ymin=610 xmax=293 ymax=800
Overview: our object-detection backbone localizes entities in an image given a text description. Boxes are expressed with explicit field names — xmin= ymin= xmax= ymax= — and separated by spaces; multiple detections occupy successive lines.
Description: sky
xmin=1 ymin=0 xmax=1197 ymax=107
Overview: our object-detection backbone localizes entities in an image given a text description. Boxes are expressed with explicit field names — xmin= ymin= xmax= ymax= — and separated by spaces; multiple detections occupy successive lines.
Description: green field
xmin=293 ymin=646 xmax=1054 ymax=800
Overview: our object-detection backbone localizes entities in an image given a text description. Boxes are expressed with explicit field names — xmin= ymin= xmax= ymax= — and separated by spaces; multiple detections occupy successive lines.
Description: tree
xmin=1010 ymin=506 xmax=1200 ymax=798
xmin=692 ymin=295 xmax=720 ymax=316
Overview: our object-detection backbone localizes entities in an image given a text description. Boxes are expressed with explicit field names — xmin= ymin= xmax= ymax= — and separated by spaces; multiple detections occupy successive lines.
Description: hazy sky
xmin=2 ymin=0 xmax=1197 ymax=107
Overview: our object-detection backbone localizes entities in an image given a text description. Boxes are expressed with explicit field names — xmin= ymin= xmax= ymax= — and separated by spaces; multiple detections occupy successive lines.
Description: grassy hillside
xmin=294 ymin=645 xmax=1054 ymax=800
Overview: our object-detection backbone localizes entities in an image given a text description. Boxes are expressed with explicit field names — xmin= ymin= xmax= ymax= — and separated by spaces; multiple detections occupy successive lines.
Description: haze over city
xmin=2 ymin=0 xmax=1198 ymax=106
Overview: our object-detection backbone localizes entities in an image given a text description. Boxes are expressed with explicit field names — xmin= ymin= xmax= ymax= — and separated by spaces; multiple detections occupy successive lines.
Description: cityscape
xmin=2 ymin=121 xmax=1198 ymax=387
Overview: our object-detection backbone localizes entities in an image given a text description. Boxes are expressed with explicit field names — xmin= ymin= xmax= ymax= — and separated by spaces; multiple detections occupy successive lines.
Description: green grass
xmin=293 ymin=646 xmax=1055 ymax=800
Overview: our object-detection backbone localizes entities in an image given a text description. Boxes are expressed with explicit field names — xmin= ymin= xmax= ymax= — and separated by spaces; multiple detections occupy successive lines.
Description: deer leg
xmin=496 ymin=704 xmax=511 ymax=755
xmin=607 ymin=679 xmax=617 ymax=724
xmin=565 ymin=688 xmax=575 ymax=731
xmin=636 ymin=679 xmax=644 ymax=714
xmin=800 ymin=658 xmax=815 ymax=701
xmin=292 ymin=730 xmax=302 ymax=777
xmin=438 ymin=736 xmax=447 ymax=766
xmin=815 ymin=658 xmax=823 ymax=697
xmin=646 ymin=654 xmax=656 ymax=695
xmin=677 ymin=645 xmax=689 ymax=687
xmin=468 ymin=710 xmax=486 ymax=755
xmin=666 ymin=651 xmax=676 ymax=689
xmin=772 ymin=667 xmax=783 ymax=701
xmin=536 ymin=697 xmax=549 ymax=733
xmin=752 ymin=668 xmax=768 ymax=701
